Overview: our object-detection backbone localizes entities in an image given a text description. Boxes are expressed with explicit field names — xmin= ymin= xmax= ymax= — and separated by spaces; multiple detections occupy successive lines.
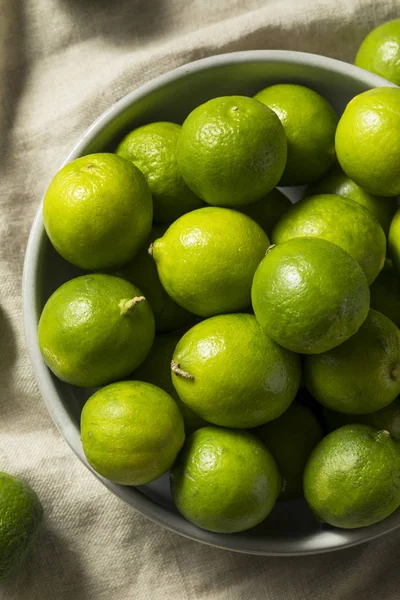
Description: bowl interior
xmin=25 ymin=51 xmax=400 ymax=555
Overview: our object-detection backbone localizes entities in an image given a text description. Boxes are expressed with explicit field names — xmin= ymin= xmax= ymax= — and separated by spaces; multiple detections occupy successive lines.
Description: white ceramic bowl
xmin=23 ymin=50 xmax=399 ymax=555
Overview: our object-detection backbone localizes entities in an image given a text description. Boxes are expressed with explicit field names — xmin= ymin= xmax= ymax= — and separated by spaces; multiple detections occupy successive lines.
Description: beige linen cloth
xmin=1 ymin=0 xmax=400 ymax=598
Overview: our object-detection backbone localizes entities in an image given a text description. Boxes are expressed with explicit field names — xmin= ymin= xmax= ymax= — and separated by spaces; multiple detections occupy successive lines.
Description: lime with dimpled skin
xmin=43 ymin=153 xmax=153 ymax=270
xmin=0 ymin=473 xmax=43 ymax=582
xmin=306 ymin=164 xmax=397 ymax=236
xmin=177 ymin=95 xmax=287 ymax=207
xmin=171 ymin=313 xmax=301 ymax=429
xmin=38 ymin=274 xmax=155 ymax=388
xmin=170 ymin=426 xmax=281 ymax=534
xmin=254 ymin=83 xmax=338 ymax=186
xmin=251 ymin=237 xmax=370 ymax=355
xmin=116 ymin=122 xmax=204 ymax=224
xmin=335 ymin=87 xmax=400 ymax=197
xmin=304 ymin=309 xmax=400 ymax=415
xmin=304 ymin=424 xmax=400 ymax=529
xmin=151 ymin=207 xmax=270 ymax=318
xmin=355 ymin=19 xmax=400 ymax=85
xmin=81 ymin=380 xmax=185 ymax=486
xmin=271 ymin=193 xmax=386 ymax=285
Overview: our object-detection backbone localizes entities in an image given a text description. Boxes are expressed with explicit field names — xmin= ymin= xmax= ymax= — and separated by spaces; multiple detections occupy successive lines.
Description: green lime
xmin=170 ymin=426 xmax=281 ymax=533
xmin=177 ymin=96 xmax=287 ymax=207
xmin=254 ymin=84 xmax=337 ymax=185
xmin=236 ymin=188 xmax=292 ymax=237
xmin=335 ymin=87 xmax=400 ymax=197
xmin=113 ymin=225 xmax=193 ymax=333
xmin=323 ymin=397 xmax=400 ymax=441
xmin=306 ymin=165 xmax=397 ymax=235
xmin=251 ymin=237 xmax=370 ymax=354
xmin=304 ymin=424 xmax=400 ymax=528
xmin=355 ymin=19 xmax=400 ymax=85
xmin=256 ymin=402 xmax=323 ymax=501
xmin=43 ymin=153 xmax=152 ymax=270
xmin=389 ymin=208 xmax=400 ymax=273
xmin=0 ymin=473 xmax=43 ymax=582
xmin=152 ymin=207 xmax=269 ymax=317
xmin=370 ymin=259 xmax=400 ymax=327
xmin=132 ymin=333 xmax=207 ymax=433
xmin=116 ymin=122 xmax=204 ymax=223
xmin=81 ymin=380 xmax=185 ymax=485
xmin=171 ymin=314 xmax=301 ymax=429
xmin=271 ymin=193 xmax=386 ymax=284
xmin=304 ymin=309 xmax=400 ymax=414
xmin=38 ymin=274 xmax=155 ymax=387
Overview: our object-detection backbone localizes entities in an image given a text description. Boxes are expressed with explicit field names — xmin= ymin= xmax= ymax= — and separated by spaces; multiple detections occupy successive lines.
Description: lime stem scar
xmin=148 ymin=243 xmax=154 ymax=257
xmin=119 ymin=296 xmax=146 ymax=315
xmin=171 ymin=360 xmax=194 ymax=380
xmin=266 ymin=244 xmax=276 ymax=255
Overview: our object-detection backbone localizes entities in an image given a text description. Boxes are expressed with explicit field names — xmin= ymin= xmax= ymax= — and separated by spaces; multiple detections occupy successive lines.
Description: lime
xmin=323 ymin=397 xmax=400 ymax=441
xmin=113 ymin=225 xmax=193 ymax=333
xmin=0 ymin=473 xmax=43 ymax=582
xmin=306 ymin=165 xmax=397 ymax=235
xmin=43 ymin=153 xmax=152 ymax=270
xmin=254 ymin=84 xmax=337 ymax=185
xmin=370 ymin=259 xmax=400 ymax=327
xmin=271 ymin=193 xmax=386 ymax=284
xmin=335 ymin=87 xmax=400 ymax=197
xmin=170 ymin=426 xmax=281 ymax=533
xmin=256 ymin=402 xmax=323 ymax=501
xmin=171 ymin=314 xmax=301 ymax=429
xmin=236 ymin=188 xmax=292 ymax=237
xmin=251 ymin=237 xmax=370 ymax=354
xmin=132 ymin=333 xmax=207 ymax=433
xmin=116 ymin=122 xmax=203 ymax=223
xmin=304 ymin=424 xmax=400 ymax=528
xmin=81 ymin=380 xmax=185 ymax=485
xmin=304 ymin=309 xmax=400 ymax=414
xmin=355 ymin=19 xmax=400 ymax=85
xmin=38 ymin=274 xmax=155 ymax=387
xmin=389 ymin=208 xmax=400 ymax=273
xmin=151 ymin=207 xmax=269 ymax=317
xmin=177 ymin=96 xmax=287 ymax=207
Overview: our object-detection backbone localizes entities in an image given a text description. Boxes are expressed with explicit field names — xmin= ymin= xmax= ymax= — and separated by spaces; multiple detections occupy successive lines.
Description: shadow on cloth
xmin=164 ymin=526 xmax=400 ymax=600
xmin=0 ymin=0 xmax=27 ymax=160
xmin=0 ymin=306 xmax=17 ymax=372
xmin=63 ymin=0 xmax=168 ymax=45
xmin=0 ymin=307 xmax=17 ymax=377
xmin=1 ymin=525 xmax=89 ymax=600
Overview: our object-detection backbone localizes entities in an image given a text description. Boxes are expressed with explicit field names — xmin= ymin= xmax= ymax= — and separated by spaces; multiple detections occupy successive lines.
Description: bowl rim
xmin=22 ymin=49 xmax=400 ymax=556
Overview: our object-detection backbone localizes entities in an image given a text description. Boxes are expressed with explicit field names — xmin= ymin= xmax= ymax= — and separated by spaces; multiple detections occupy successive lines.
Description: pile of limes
xmin=36 ymin=28 xmax=400 ymax=537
